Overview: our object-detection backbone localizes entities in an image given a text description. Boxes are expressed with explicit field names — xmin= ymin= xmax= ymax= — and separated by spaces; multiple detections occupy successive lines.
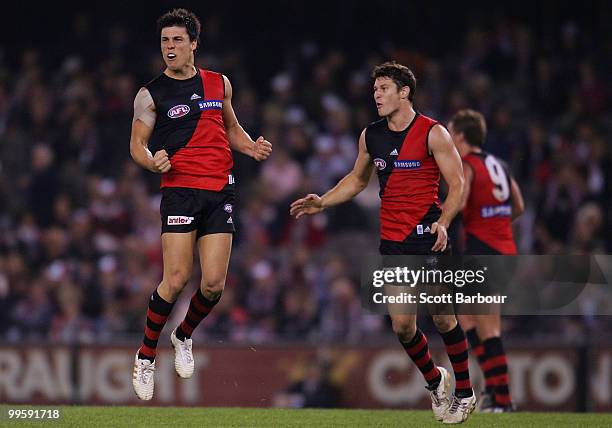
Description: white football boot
xmin=132 ymin=352 xmax=155 ymax=400
xmin=427 ymin=366 xmax=452 ymax=421
xmin=443 ymin=392 xmax=477 ymax=424
xmin=171 ymin=328 xmax=195 ymax=378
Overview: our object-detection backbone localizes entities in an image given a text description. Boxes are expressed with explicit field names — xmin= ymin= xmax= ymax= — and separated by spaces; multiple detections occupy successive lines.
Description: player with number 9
xmin=448 ymin=109 xmax=525 ymax=413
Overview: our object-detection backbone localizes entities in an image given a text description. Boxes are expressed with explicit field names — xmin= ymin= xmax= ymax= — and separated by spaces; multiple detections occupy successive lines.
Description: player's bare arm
xmin=222 ymin=75 xmax=272 ymax=161
xmin=290 ymin=129 xmax=373 ymax=218
xmin=429 ymin=124 xmax=465 ymax=251
xmin=510 ymin=177 xmax=525 ymax=220
xmin=129 ymin=87 xmax=171 ymax=173
xmin=459 ymin=161 xmax=474 ymax=211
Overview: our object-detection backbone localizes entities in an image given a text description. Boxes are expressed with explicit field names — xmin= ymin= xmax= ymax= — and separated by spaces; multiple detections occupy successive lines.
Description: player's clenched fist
xmin=151 ymin=149 xmax=171 ymax=173
xmin=253 ymin=136 xmax=272 ymax=161
xmin=290 ymin=194 xmax=324 ymax=219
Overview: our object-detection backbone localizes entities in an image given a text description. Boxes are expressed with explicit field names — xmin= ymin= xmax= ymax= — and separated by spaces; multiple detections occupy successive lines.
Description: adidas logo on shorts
xmin=227 ymin=217 xmax=233 ymax=224
xmin=417 ymin=224 xmax=431 ymax=235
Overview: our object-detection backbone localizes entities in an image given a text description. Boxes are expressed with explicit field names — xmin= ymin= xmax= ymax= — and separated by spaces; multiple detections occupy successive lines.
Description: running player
xmin=449 ymin=109 xmax=524 ymax=412
xmin=291 ymin=62 xmax=475 ymax=423
xmin=130 ymin=9 xmax=272 ymax=400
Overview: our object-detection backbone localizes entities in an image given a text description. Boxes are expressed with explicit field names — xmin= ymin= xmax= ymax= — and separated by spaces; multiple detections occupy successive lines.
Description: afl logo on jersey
xmin=167 ymin=104 xmax=190 ymax=118
xmin=373 ymin=158 xmax=387 ymax=170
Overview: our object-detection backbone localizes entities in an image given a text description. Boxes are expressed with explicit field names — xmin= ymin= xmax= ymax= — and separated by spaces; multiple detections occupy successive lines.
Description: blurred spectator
xmin=273 ymin=357 xmax=341 ymax=408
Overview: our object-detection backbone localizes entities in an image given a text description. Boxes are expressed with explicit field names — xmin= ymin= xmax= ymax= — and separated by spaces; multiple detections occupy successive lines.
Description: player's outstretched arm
xmin=222 ymin=75 xmax=272 ymax=161
xmin=510 ymin=177 xmax=525 ymax=220
xmin=429 ymin=124 xmax=465 ymax=251
xmin=290 ymin=129 xmax=373 ymax=219
xmin=129 ymin=88 xmax=170 ymax=173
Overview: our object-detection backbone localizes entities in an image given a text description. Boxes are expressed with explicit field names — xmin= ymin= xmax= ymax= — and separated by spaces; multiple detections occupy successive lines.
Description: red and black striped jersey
xmin=365 ymin=113 xmax=441 ymax=242
xmin=462 ymin=151 xmax=517 ymax=255
xmin=146 ymin=68 xmax=233 ymax=191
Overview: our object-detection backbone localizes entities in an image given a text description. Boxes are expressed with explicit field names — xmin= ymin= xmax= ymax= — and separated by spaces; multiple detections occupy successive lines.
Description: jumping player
xmin=291 ymin=62 xmax=476 ymax=423
xmin=449 ymin=109 xmax=524 ymax=412
xmin=130 ymin=9 xmax=272 ymax=400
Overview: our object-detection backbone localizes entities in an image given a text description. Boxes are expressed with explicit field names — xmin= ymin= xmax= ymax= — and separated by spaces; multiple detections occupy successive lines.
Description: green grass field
xmin=2 ymin=406 xmax=612 ymax=427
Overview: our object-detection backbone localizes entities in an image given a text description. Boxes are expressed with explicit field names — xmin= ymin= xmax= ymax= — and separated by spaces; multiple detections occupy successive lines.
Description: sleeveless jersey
xmin=365 ymin=113 xmax=441 ymax=242
xmin=462 ymin=151 xmax=517 ymax=254
xmin=146 ymin=68 xmax=233 ymax=191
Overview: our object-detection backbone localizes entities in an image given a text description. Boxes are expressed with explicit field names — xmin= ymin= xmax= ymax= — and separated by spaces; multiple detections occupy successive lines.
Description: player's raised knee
xmin=162 ymin=270 xmax=192 ymax=298
xmin=432 ymin=315 xmax=455 ymax=333
xmin=391 ymin=318 xmax=417 ymax=341
xmin=201 ymin=280 xmax=225 ymax=301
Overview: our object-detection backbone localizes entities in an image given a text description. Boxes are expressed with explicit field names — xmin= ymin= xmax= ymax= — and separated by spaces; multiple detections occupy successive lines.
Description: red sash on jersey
xmin=162 ymin=69 xmax=233 ymax=191
xmin=380 ymin=115 xmax=440 ymax=241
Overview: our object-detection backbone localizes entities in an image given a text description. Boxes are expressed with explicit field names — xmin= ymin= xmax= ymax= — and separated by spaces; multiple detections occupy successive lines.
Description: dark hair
xmin=450 ymin=109 xmax=487 ymax=147
xmin=371 ymin=61 xmax=417 ymax=102
xmin=157 ymin=9 xmax=201 ymax=47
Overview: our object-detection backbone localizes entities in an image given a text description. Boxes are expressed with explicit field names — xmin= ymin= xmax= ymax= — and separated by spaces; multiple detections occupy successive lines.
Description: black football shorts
xmin=464 ymin=233 xmax=503 ymax=255
xmin=160 ymin=185 xmax=236 ymax=238
xmin=379 ymin=235 xmax=452 ymax=256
